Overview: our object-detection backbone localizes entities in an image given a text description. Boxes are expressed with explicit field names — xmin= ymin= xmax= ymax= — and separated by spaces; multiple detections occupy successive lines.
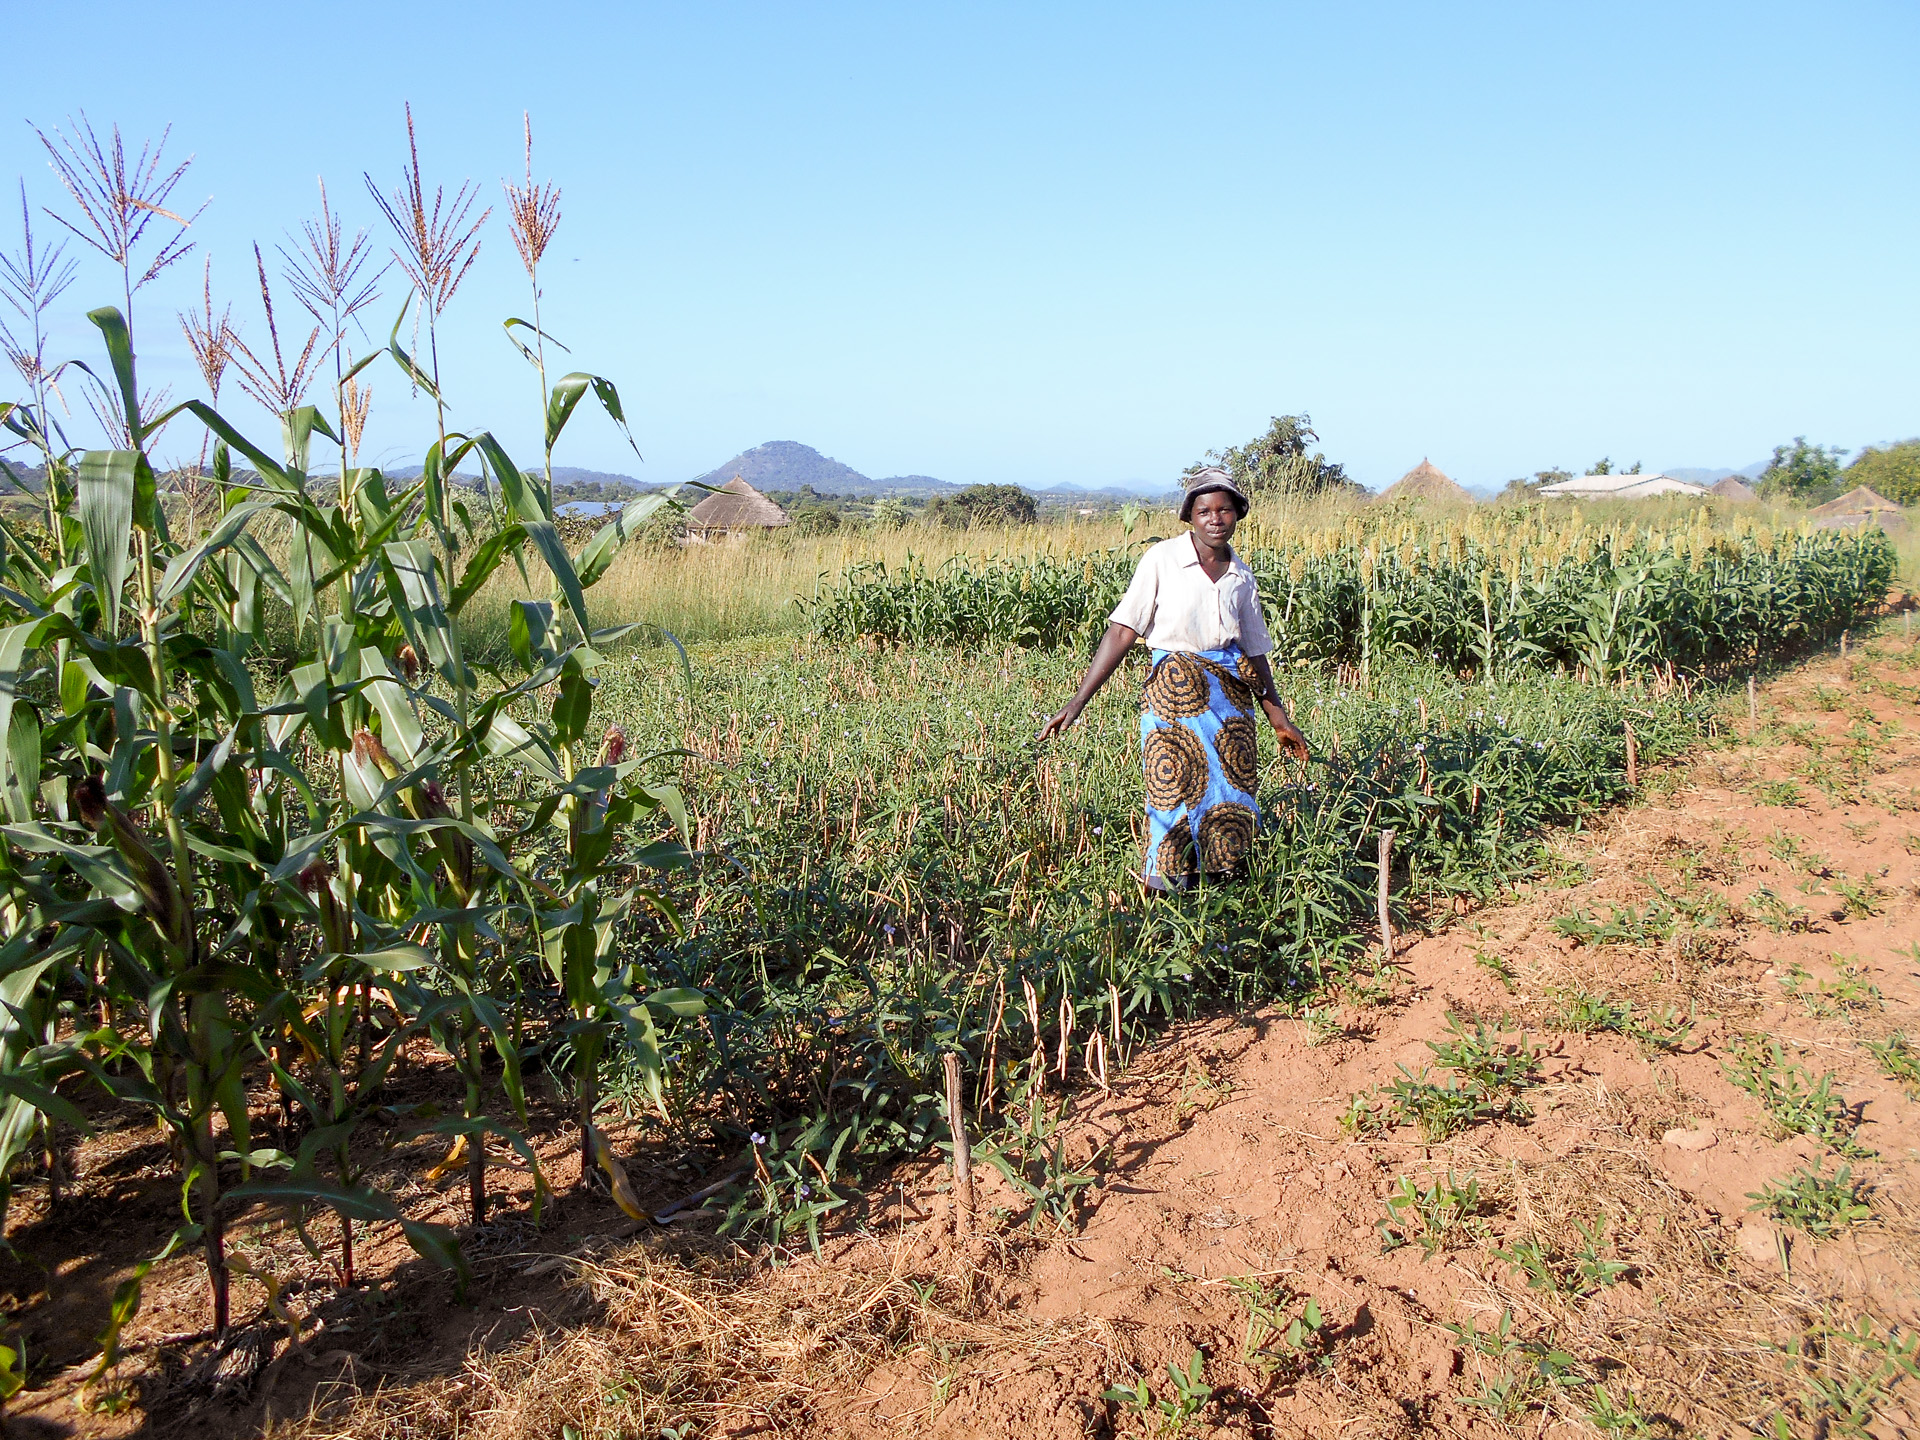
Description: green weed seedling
xmin=1426 ymin=1014 xmax=1541 ymax=1095
xmin=1231 ymin=1277 xmax=1327 ymax=1375
xmin=1104 ymin=1349 xmax=1214 ymax=1434
xmin=1754 ymin=779 xmax=1807 ymax=808
xmin=1494 ymin=1220 xmax=1627 ymax=1295
xmin=1724 ymin=1038 xmax=1873 ymax=1156
xmin=1832 ymin=875 xmax=1886 ymax=919
xmin=1457 ymin=1337 xmax=1588 ymax=1419
xmin=1865 ymin=1033 xmax=1920 ymax=1095
xmin=1765 ymin=828 xmax=1806 ymax=865
xmin=1552 ymin=902 xmax=1677 ymax=948
xmin=1338 ymin=1089 xmax=1386 ymax=1138
xmin=1472 ymin=949 xmax=1517 ymax=989
xmin=1782 ymin=1315 xmax=1920 ymax=1439
xmin=1379 ymin=1171 xmax=1487 ymax=1258
xmin=1384 ymin=1068 xmax=1495 ymax=1142
xmin=1780 ymin=959 xmax=1881 ymax=1020
xmin=1745 ymin=886 xmax=1813 ymax=935
xmin=1549 ymin=989 xmax=1692 ymax=1053
xmin=1748 ymin=1162 xmax=1873 ymax=1239
xmin=980 ymin=1127 xmax=1100 ymax=1232
xmin=1300 ymin=1003 xmax=1342 ymax=1046
xmin=1585 ymin=1386 xmax=1658 ymax=1438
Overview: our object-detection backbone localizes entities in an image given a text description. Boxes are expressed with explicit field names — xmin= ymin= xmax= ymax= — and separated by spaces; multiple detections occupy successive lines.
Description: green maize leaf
xmin=479 ymin=711 xmax=562 ymax=781
xmin=77 ymin=451 xmax=141 ymax=635
xmin=509 ymin=600 xmax=555 ymax=670
xmin=502 ymin=316 xmax=570 ymax=366
xmin=575 ymin=492 xmax=677 ymax=589
xmin=224 ymin=1175 xmax=467 ymax=1277
xmin=170 ymin=725 xmax=237 ymax=819
xmin=85 ymin=308 xmax=142 ymax=450
xmin=0 ymin=1073 xmax=90 ymax=1132
xmin=0 ymin=618 xmax=50 ymax=795
xmin=0 ymin=824 xmax=140 ymax=907
xmin=523 ymin=518 xmax=591 ymax=638
xmin=281 ymin=404 xmax=339 ymax=474
xmin=3 ymin=701 xmax=40 ymax=824
xmin=449 ymin=522 xmax=527 ymax=615
xmin=156 ymin=500 xmax=274 ymax=605
xmin=383 ymin=539 xmax=458 ymax=677
xmin=358 ymin=648 xmax=425 ymax=762
xmin=473 ymin=431 xmax=547 ymax=525
xmin=545 ymin=371 xmax=640 ymax=458
xmin=386 ymin=296 xmax=440 ymax=399
xmin=166 ymin=400 xmax=297 ymax=490
xmin=645 ymin=986 xmax=707 ymax=1019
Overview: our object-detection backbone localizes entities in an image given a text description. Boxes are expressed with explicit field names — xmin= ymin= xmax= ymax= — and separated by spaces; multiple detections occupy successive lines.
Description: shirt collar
xmin=1180 ymin=532 xmax=1238 ymax=569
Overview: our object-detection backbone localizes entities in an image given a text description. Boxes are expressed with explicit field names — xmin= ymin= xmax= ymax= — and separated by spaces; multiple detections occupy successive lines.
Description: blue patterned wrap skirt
xmin=1139 ymin=642 xmax=1263 ymax=890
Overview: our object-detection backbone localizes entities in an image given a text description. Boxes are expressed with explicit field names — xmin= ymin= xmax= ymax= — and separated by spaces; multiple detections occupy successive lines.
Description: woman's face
xmin=1189 ymin=489 xmax=1241 ymax=546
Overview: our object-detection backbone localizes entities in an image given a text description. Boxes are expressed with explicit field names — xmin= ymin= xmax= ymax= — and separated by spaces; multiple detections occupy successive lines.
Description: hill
xmin=689 ymin=441 xmax=938 ymax=497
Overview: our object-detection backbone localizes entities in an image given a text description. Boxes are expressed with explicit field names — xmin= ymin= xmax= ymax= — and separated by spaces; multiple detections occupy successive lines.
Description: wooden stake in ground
xmin=943 ymin=1052 xmax=974 ymax=1234
xmin=1376 ymin=829 xmax=1395 ymax=961
xmin=1625 ymin=720 xmax=1639 ymax=788
xmin=1748 ymin=674 xmax=1758 ymax=725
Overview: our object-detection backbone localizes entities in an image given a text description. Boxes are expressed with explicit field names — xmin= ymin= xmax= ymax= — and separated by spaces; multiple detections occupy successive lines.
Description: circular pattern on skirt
xmin=1144 ymin=652 xmax=1212 ymax=721
xmin=1155 ymin=818 xmax=1195 ymax=879
xmin=1236 ymin=654 xmax=1263 ymax=688
xmin=1142 ymin=723 xmax=1210 ymax=810
xmin=1202 ymin=658 xmax=1254 ymax=713
xmin=1214 ymin=715 xmax=1259 ymax=794
xmin=1197 ymin=801 xmax=1257 ymax=872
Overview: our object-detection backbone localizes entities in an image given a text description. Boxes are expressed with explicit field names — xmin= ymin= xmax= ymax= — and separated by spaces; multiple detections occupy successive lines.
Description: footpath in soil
xmin=5 ymin=629 xmax=1919 ymax=1439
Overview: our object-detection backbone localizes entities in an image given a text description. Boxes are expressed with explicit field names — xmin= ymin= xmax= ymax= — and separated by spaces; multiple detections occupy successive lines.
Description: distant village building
xmin=1808 ymin=485 xmax=1907 ymax=533
xmin=1709 ymin=476 xmax=1759 ymax=503
xmin=1377 ymin=459 xmax=1473 ymax=505
xmin=685 ymin=476 xmax=792 ymax=539
xmin=1537 ymin=472 xmax=1709 ymax=499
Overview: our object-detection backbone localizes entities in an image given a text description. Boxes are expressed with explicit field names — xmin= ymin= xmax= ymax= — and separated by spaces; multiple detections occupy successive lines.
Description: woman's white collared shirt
xmin=1108 ymin=533 xmax=1275 ymax=656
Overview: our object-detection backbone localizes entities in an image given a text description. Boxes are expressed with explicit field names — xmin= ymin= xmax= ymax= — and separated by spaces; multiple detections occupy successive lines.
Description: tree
xmin=1758 ymin=437 xmax=1848 ymax=502
xmin=1584 ymin=457 xmax=1643 ymax=476
xmin=870 ymin=496 xmax=909 ymax=529
xmin=930 ymin=483 xmax=1036 ymax=528
xmin=1187 ymin=414 xmax=1355 ymax=499
xmin=1843 ymin=439 xmax=1920 ymax=506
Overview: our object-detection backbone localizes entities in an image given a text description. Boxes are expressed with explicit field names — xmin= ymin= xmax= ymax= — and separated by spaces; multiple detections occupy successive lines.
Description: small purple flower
xmin=798 ymin=1183 xmax=812 ymax=1199
xmin=884 ymin=924 xmax=896 ymax=939
xmin=751 ymin=1131 xmax=766 ymax=1146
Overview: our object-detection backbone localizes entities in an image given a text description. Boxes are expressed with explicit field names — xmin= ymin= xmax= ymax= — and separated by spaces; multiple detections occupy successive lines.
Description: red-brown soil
xmin=4 ymin=630 xmax=1918 ymax=1438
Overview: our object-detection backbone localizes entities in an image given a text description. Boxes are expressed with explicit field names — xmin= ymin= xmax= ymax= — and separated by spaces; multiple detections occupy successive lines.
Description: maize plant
xmin=0 ymin=136 xmax=695 ymax=1337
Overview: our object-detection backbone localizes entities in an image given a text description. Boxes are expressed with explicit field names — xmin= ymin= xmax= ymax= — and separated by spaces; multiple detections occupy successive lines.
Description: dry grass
xmin=285 ymin=1229 xmax=1066 ymax=1440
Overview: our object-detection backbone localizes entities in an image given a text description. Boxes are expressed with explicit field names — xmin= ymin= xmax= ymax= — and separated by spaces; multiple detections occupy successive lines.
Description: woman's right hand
xmin=1036 ymin=704 xmax=1081 ymax=742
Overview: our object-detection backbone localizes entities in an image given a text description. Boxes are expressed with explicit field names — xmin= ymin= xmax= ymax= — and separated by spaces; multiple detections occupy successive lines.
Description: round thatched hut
xmin=685 ymin=476 xmax=792 ymax=539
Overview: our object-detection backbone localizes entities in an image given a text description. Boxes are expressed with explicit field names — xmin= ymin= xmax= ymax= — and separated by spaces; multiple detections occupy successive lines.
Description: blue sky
xmin=7 ymin=2 xmax=1916 ymax=491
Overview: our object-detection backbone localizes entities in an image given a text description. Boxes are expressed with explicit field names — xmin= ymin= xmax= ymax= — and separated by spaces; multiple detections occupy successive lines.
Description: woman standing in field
xmin=1038 ymin=468 xmax=1310 ymax=890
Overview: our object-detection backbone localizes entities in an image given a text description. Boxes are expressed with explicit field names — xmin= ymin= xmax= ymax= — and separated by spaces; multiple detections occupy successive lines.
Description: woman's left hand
xmin=1266 ymin=710 xmax=1310 ymax=763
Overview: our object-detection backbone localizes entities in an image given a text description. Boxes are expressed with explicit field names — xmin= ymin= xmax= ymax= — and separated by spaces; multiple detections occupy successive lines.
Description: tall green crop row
xmin=0 ymin=138 xmax=691 ymax=1339
xmin=811 ymin=517 xmax=1896 ymax=677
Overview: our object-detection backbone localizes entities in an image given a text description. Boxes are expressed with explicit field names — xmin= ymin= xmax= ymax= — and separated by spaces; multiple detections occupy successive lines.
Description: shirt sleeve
xmin=1107 ymin=549 xmax=1159 ymax=636
xmin=1234 ymin=572 xmax=1275 ymax=657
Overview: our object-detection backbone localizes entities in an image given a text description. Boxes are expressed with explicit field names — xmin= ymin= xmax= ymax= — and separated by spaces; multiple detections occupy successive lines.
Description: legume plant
xmin=812 ymin=509 xmax=1895 ymax=681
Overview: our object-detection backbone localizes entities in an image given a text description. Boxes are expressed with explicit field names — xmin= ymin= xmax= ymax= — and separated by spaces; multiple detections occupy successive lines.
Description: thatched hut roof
xmin=1808 ymin=485 xmax=1902 ymax=518
xmin=686 ymin=476 xmax=791 ymax=533
xmin=1377 ymin=459 xmax=1473 ymax=505
xmin=1709 ymin=476 xmax=1758 ymax=502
